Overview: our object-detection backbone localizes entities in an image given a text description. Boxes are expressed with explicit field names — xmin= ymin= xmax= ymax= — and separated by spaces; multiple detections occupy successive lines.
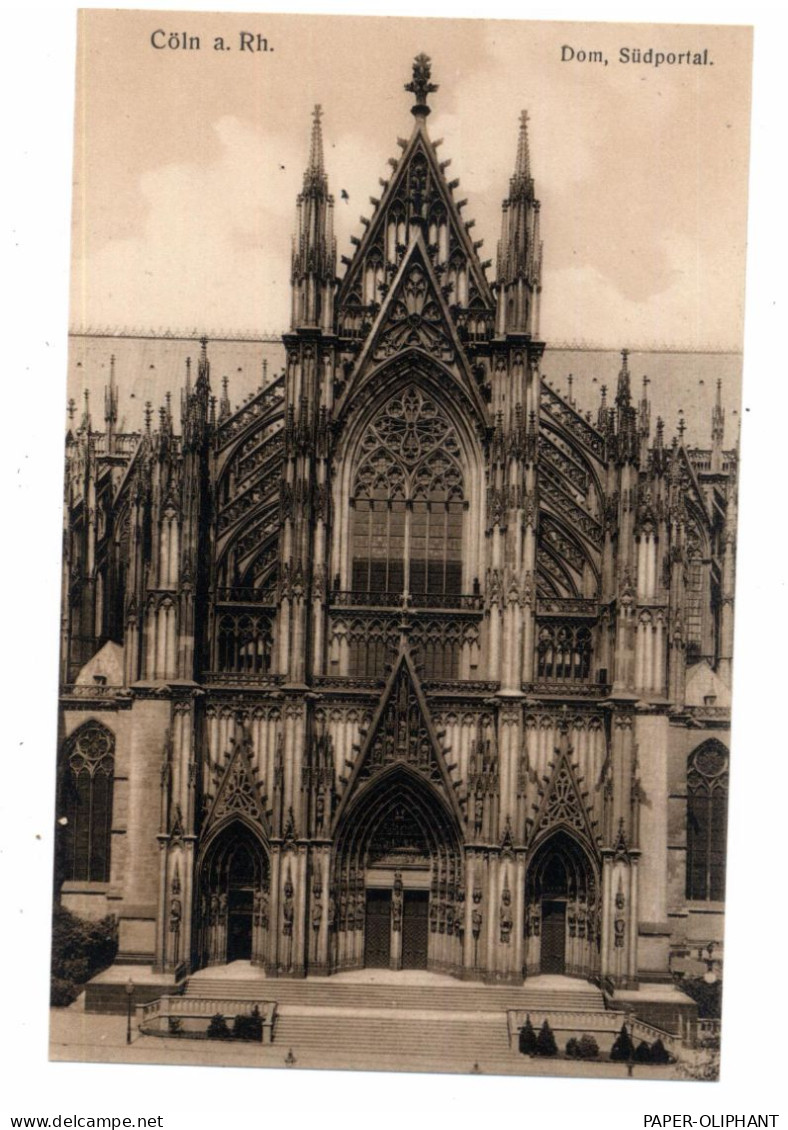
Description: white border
xmin=3 ymin=3 xmax=785 ymax=1128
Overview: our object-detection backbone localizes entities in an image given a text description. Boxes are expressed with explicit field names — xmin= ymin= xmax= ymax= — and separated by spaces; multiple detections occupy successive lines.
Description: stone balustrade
xmin=137 ymin=995 xmax=277 ymax=1043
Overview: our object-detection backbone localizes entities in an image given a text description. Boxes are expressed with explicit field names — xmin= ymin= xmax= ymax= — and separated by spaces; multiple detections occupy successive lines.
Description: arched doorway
xmin=197 ymin=821 xmax=270 ymax=967
xmin=524 ymin=831 xmax=599 ymax=979
xmin=332 ymin=767 xmax=464 ymax=976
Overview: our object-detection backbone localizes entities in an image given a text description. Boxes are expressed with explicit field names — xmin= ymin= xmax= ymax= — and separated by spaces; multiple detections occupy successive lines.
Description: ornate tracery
xmin=350 ymin=386 xmax=465 ymax=599
xmin=686 ymin=740 xmax=729 ymax=901
xmin=60 ymin=722 xmax=115 ymax=883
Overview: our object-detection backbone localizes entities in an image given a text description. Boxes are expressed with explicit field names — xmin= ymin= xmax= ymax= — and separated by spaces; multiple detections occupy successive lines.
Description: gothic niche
xmin=524 ymin=831 xmax=599 ymax=980
xmin=198 ymin=822 xmax=270 ymax=968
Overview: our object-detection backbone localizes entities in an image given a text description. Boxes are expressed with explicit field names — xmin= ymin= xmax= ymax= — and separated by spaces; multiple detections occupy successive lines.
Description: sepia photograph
xmin=38 ymin=6 xmax=758 ymax=1090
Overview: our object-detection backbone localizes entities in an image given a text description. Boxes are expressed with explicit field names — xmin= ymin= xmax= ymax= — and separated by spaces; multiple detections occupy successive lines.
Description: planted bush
xmin=650 ymin=1038 xmax=672 ymax=1065
xmin=610 ymin=1023 xmax=635 ymax=1062
xmin=207 ymin=1012 xmax=232 ymax=1040
xmin=634 ymin=1040 xmax=653 ymax=1063
xmin=50 ymin=908 xmax=118 ymax=1007
xmin=578 ymin=1033 xmax=599 ymax=1059
xmin=535 ymin=1019 xmax=558 ymax=1057
xmin=565 ymin=1037 xmax=581 ymax=1058
xmin=233 ymin=1006 xmax=264 ymax=1042
xmin=518 ymin=1015 xmax=537 ymax=1056
xmin=676 ymin=976 xmax=722 ymax=1020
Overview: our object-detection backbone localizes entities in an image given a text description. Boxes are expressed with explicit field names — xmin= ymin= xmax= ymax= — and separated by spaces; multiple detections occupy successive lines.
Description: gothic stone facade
xmin=57 ymin=58 xmax=734 ymax=988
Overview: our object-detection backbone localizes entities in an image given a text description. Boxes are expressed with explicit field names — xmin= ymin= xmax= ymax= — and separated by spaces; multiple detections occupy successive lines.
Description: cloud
xmin=71 ymin=116 xmax=304 ymax=332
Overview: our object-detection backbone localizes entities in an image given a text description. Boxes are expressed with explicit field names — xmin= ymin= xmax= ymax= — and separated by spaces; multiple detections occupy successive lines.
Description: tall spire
xmin=81 ymin=388 xmax=92 ymax=434
xmin=495 ymin=111 xmax=542 ymax=336
xmin=616 ymin=349 xmax=631 ymax=408
xmin=405 ymin=53 xmax=438 ymax=120
xmin=513 ymin=109 xmax=532 ymax=186
xmin=219 ymin=375 xmax=231 ymax=424
xmin=615 ymin=350 xmax=638 ymax=463
xmin=196 ymin=336 xmax=210 ymax=394
xmin=711 ymin=378 xmax=725 ymax=472
xmin=638 ymin=374 xmax=651 ymax=467
xmin=305 ymin=104 xmax=326 ymax=189
xmin=104 ymin=353 xmax=118 ymax=453
xmin=291 ymin=105 xmax=336 ymax=331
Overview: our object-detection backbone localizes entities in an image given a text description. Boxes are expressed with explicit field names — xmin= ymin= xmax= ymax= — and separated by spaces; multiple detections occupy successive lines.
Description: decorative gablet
xmin=405 ymin=53 xmax=438 ymax=118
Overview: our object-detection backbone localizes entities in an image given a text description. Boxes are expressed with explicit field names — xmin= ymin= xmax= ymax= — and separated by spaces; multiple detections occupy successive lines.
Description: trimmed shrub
xmin=51 ymin=977 xmax=79 ymax=1008
xmin=634 ymin=1040 xmax=653 ymax=1063
xmin=50 ymin=908 xmax=118 ymax=1007
xmin=207 ymin=1013 xmax=232 ymax=1040
xmin=610 ymin=1023 xmax=636 ymax=1062
xmin=167 ymin=1017 xmax=183 ymax=1035
xmin=676 ymin=976 xmax=722 ymax=1020
xmin=518 ymin=1015 xmax=538 ymax=1056
xmin=578 ymin=1033 xmax=599 ymax=1059
xmin=233 ymin=1006 xmax=263 ymax=1042
xmin=565 ymin=1037 xmax=581 ymax=1058
xmin=650 ymin=1038 xmax=672 ymax=1065
xmin=535 ymin=1019 xmax=558 ymax=1057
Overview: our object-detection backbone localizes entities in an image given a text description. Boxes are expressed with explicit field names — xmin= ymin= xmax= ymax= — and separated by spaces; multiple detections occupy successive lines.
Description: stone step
xmin=183 ymin=977 xmax=604 ymax=1015
xmin=271 ymin=1013 xmax=513 ymax=1063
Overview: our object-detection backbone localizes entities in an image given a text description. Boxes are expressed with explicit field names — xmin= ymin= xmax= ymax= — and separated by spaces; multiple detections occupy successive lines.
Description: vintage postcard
xmin=50 ymin=9 xmax=752 ymax=1083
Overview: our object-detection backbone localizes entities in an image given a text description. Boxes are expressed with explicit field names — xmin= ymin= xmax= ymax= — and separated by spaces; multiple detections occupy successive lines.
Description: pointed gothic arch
xmin=196 ymin=819 xmax=271 ymax=967
xmin=524 ymin=829 xmax=600 ymax=979
xmin=686 ymin=739 xmax=728 ymax=902
xmin=332 ymin=364 xmax=486 ymax=602
xmin=332 ymin=763 xmax=464 ymax=974
xmin=59 ymin=721 xmax=115 ymax=883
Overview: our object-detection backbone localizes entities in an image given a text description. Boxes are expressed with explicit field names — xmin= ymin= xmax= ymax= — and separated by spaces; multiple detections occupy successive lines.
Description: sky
xmin=70 ymin=12 xmax=752 ymax=351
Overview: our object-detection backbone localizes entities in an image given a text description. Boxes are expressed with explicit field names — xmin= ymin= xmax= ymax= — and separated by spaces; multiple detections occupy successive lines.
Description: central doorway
xmin=363 ymin=887 xmax=430 ymax=970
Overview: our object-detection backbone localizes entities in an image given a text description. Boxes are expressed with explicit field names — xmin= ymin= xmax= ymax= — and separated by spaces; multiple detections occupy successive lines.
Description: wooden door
xmin=540 ymin=900 xmax=566 ymax=974
xmin=364 ymin=890 xmax=392 ymax=968
xmin=401 ymin=891 xmax=429 ymax=970
xmin=227 ymin=888 xmax=253 ymax=962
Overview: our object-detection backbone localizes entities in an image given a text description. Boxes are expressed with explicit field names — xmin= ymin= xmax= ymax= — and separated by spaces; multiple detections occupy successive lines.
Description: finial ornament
xmin=405 ymin=53 xmax=438 ymax=117
xmin=307 ymin=104 xmax=326 ymax=179
xmin=514 ymin=109 xmax=532 ymax=181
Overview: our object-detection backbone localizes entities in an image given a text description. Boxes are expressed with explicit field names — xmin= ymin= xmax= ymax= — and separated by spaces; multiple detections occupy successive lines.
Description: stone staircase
xmin=180 ymin=975 xmax=608 ymax=1069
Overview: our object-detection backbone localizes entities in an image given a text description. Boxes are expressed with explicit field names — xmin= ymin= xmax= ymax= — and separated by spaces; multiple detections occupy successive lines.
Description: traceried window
xmin=216 ymin=613 xmax=273 ymax=674
xmin=61 ymin=723 xmax=115 ymax=883
xmin=686 ymin=741 xmax=729 ymax=901
xmin=535 ymin=622 xmax=592 ymax=682
xmin=350 ymin=388 xmax=465 ymax=599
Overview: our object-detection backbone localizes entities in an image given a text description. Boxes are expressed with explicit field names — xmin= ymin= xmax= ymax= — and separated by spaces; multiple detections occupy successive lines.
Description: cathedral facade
xmin=57 ymin=57 xmax=734 ymax=991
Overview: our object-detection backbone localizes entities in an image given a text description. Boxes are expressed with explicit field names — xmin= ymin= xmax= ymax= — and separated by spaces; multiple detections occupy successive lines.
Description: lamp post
xmin=125 ymin=978 xmax=134 ymax=1045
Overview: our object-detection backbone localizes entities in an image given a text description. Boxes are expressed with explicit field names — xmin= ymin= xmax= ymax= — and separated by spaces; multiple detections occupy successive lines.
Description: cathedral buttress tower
xmin=488 ymin=110 xmax=544 ymax=697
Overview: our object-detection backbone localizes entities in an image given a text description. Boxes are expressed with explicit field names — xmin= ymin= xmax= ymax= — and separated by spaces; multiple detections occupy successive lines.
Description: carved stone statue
xmin=392 ymin=872 xmax=403 ymax=932
xmin=283 ymin=878 xmax=294 ymax=937
xmin=614 ymin=916 xmax=626 ymax=948
xmin=499 ymin=888 xmax=513 ymax=943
